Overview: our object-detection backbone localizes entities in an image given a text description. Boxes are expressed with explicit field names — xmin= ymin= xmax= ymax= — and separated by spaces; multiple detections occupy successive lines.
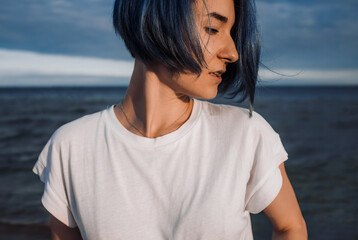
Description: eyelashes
xmin=205 ymin=27 xmax=219 ymax=35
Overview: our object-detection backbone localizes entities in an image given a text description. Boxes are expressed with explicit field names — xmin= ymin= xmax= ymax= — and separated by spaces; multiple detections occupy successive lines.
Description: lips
xmin=209 ymin=70 xmax=225 ymax=82
xmin=209 ymin=71 xmax=223 ymax=83
xmin=209 ymin=70 xmax=224 ymax=77
xmin=210 ymin=72 xmax=222 ymax=78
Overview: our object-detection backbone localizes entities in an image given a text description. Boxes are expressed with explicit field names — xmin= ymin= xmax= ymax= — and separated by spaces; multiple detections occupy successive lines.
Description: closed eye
xmin=205 ymin=27 xmax=218 ymax=35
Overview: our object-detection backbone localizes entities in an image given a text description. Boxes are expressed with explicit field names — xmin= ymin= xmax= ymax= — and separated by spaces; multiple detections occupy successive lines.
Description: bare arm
xmin=264 ymin=163 xmax=308 ymax=240
xmin=49 ymin=214 xmax=83 ymax=240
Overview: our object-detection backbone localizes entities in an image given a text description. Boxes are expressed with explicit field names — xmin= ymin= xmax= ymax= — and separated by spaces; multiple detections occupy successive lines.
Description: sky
xmin=0 ymin=0 xmax=357 ymax=86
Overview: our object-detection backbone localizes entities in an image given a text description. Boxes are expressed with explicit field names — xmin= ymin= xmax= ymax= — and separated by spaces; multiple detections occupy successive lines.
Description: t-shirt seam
xmin=36 ymin=158 xmax=46 ymax=171
xmin=45 ymin=180 xmax=73 ymax=213
xmin=245 ymin=163 xmax=277 ymax=205
xmin=245 ymin=148 xmax=287 ymax=210
xmin=107 ymin=100 xmax=203 ymax=150
xmin=37 ymin=145 xmax=72 ymax=211
xmin=245 ymin=115 xmax=283 ymax=204
xmin=249 ymin=170 xmax=282 ymax=214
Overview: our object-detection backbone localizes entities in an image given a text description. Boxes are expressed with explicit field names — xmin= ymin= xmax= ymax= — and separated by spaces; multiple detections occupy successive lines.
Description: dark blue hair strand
xmin=113 ymin=0 xmax=261 ymax=117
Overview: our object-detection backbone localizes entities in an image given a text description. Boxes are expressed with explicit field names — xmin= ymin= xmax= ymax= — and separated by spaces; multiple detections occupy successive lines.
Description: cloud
xmin=0 ymin=49 xmax=356 ymax=86
xmin=0 ymin=48 xmax=133 ymax=77
xmin=259 ymin=68 xmax=358 ymax=85
xmin=0 ymin=48 xmax=133 ymax=86
xmin=0 ymin=75 xmax=129 ymax=87
xmin=0 ymin=0 xmax=131 ymax=59
xmin=256 ymin=1 xmax=358 ymax=69
xmin=1 ymin=0 xmax=357 ymax=71
xmin=0 ymin=0 xmax=357 ymax=85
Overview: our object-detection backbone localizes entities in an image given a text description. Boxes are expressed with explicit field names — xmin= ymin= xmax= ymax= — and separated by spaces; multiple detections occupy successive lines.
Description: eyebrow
xmin=207 ymin=12 xmax=228 ymax=23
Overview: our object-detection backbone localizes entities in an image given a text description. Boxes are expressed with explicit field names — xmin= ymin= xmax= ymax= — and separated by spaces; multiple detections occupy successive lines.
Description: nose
xmin=218 ymin=36 xmax=239 ymax=64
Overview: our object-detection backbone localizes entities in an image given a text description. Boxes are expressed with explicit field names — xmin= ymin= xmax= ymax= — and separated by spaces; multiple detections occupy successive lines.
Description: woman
xmin=33 ymin=0 xmax=307 ymax=239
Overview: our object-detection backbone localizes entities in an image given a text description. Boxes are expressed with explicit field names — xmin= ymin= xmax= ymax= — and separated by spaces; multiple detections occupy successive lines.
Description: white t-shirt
xmin=32 ymin=98 xmax=288 ymax=240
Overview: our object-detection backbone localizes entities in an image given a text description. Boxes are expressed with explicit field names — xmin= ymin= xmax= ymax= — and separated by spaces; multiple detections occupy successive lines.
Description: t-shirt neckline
xmin=107 ymin=98 xmax=202 ymax=148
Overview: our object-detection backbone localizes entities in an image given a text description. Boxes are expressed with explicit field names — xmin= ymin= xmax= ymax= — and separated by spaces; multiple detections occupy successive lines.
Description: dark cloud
xmin=0 ymin=0 xmax=131 ymax=59
xmin=257 ymin=1 xmax=358 ymax=69
xmin=0 ymin=0 xmax=357 ymax=70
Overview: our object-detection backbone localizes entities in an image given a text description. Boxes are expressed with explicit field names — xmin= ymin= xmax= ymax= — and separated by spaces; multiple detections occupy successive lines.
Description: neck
xmin=114 ymin=59 xmax=194 ymax=138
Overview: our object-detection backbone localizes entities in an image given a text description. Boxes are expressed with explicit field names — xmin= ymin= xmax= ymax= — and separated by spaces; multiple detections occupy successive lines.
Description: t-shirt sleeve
xmin=244 ymin=112 xmax=289 ymax=214
xmin=32 ymin=131 xmax=77 ymax=228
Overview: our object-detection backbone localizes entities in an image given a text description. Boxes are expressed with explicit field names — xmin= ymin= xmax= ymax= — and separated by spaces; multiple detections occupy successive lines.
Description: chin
xmin=191 ymin=87 xmax=218 ymax=100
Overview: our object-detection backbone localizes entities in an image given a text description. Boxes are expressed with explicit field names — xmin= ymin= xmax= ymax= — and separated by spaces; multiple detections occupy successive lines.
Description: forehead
xmin=194 ymin=0 xmax=235 ymax=23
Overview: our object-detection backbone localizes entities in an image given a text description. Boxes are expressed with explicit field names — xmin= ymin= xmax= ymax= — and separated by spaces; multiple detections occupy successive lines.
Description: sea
xmin=0 ymin=85 xmax=357 ymax=239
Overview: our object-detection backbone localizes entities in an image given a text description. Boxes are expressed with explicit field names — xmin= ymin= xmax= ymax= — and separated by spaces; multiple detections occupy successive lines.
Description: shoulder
xmin=200 ymin=100 xmax=249 ymax=121
xmin=50 ymin=107 xmax=108 ymax=146
xmin=201 ymin=100 xmax=275 ymax=135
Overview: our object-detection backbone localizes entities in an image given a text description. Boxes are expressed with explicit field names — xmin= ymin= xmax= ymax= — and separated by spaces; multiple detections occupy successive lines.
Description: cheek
xmin=202 ymin=41 xmax=217 ymax=64
xmin=196 ymin=28 xmax=217 ymax=63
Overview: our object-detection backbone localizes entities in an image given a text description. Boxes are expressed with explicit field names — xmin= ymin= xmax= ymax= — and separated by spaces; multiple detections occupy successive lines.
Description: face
xmin=160 ymin=0 xmax=239 ymax=100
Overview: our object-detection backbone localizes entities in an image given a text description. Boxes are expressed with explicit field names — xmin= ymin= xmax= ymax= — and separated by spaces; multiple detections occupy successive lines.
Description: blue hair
xmin=113 ymin=0 xmax=261 ymax=117
xmin=113 ymin=0 xmax=205 ymax=73
xmin=218 ymin=0 xmax=261 ymax=117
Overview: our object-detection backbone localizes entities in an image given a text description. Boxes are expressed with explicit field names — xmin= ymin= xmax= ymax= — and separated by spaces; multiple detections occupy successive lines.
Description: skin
xmin=266 ymin=163 xmax=308 ymax=239
xmin=112 ymin=0 xmax=238 ymax=138
xmin=49 ymin=0 xmax=307 ymax=239
xmin=49 ymin=214 xmax=82 ymax=240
